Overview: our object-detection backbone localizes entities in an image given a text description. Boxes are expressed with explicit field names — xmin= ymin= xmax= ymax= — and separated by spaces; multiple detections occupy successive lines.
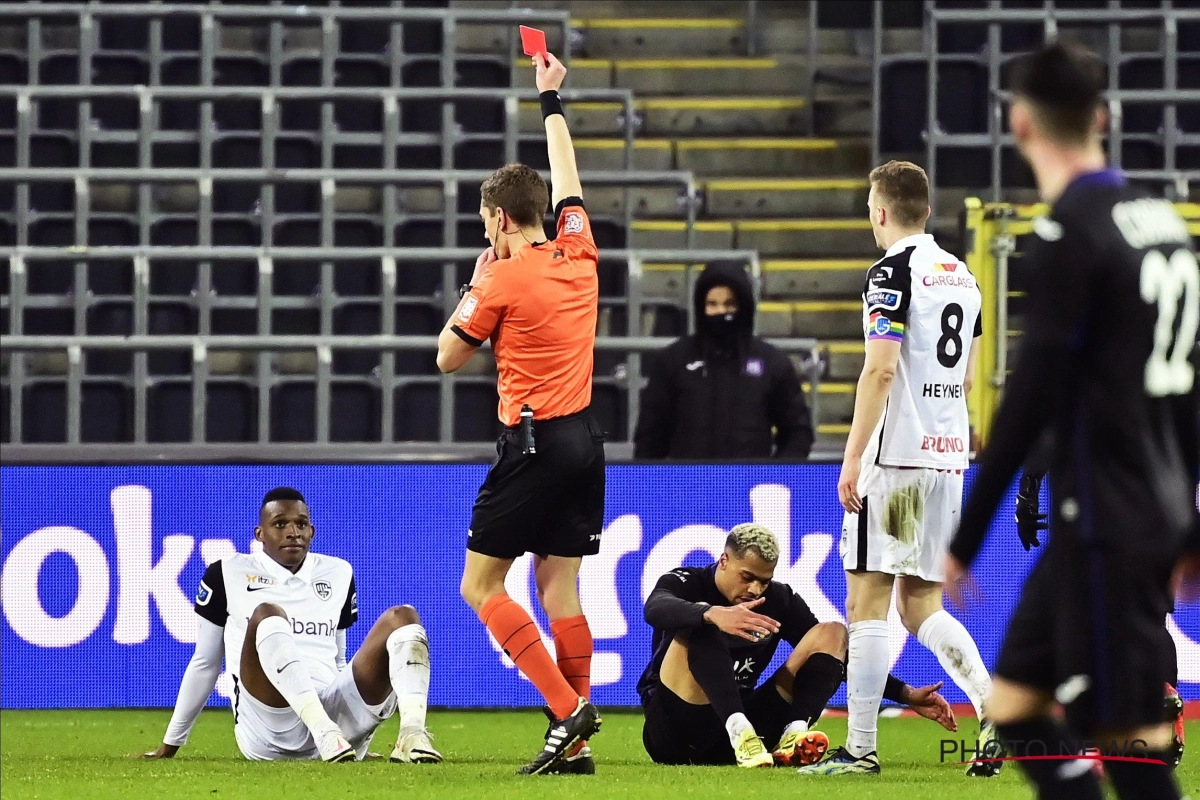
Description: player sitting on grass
xmin=639 ymin=523 xmax=958 ymax=768
xmin=144 ymin=487 xmax=439 ymax=764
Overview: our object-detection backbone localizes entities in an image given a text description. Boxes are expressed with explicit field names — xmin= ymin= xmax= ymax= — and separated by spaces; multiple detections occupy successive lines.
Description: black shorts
xmin=640 ymin=677 xmax=794 ymax=766
xmin=995 ymin=533 xmax=1175 ymax=735
xmin=467 ymin=408 xmax=605 ymax=560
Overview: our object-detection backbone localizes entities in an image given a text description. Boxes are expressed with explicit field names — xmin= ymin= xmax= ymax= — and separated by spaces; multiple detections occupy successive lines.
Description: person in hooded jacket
xmin=633 ymin=261 xmax=814 ymax=460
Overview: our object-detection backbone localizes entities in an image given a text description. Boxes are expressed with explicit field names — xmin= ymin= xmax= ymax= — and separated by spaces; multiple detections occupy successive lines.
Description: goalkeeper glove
xmin=1014 ymin=471 xmax=1048 ymax=550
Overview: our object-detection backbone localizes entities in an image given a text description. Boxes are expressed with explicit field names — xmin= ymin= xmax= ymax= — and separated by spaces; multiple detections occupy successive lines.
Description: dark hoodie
xmin=633 ymin=262 xmax=814 ymax=460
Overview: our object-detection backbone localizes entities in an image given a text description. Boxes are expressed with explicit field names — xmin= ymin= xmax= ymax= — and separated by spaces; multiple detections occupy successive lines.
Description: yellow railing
xmin=964 ymin=198 xmax=1200 ymax=445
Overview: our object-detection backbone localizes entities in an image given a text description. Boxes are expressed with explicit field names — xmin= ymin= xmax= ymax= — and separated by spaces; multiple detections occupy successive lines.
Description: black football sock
xmin=685 ymin=626 xmax=745 ymax=722
xmin=786 ymin=652 xmax=844 ymax=728
xmin=1106 ymin=752 xmax=1182 ymax=800
xmin=996 ymin=718 xmax=1104 ymax=800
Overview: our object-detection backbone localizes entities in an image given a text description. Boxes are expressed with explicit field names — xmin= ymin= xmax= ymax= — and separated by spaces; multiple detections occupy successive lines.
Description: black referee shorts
xmin=995 ymin=532 xmax=1176 ymax=736
xmin=467 ymin=408 xmax=605 ymax=560
xmin=640 ymin=679 xmax=794 ymax=766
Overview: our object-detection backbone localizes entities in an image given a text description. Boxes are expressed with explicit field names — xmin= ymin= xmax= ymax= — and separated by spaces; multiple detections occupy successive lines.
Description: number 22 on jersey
xmin=1141 ymin=248 xmax=1200 ymax=398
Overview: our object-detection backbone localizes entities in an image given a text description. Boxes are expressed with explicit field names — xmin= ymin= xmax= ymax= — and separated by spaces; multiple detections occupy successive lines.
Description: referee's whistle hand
xmin=472 ymin=247 xmax=496 ymax=284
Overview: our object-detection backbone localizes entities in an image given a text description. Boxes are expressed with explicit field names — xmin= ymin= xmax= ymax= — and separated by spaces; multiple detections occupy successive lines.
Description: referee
xmin=946 ymin=41 xmax=1199 ymax=800
xmin=437 ymin=52 xmax=604 ymax=776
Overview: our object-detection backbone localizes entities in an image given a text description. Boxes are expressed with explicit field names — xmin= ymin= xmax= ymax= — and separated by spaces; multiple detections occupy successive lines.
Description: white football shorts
xmin=233 ymin=663 xmax=397 ymax=761
xmin=840 ymin=463 xmax=964 ymax=582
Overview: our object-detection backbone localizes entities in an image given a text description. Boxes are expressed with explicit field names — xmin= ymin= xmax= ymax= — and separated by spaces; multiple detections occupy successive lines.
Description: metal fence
xmin=869 ymin=1 xmax=1200 ymax=212
xmin=2 ymin=247 xmax=828 ymax=447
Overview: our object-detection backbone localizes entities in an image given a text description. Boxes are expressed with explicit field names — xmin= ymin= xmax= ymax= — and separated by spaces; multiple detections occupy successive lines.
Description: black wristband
xmin=882 ymin=675 xmax=907 ymax=704
xmin=540 ymin=90 xmax=564 ymax=120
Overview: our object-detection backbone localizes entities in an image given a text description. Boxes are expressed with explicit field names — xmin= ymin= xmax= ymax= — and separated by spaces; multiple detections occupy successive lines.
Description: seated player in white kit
xmin=143 ymin=487 xmax=440 ymax=764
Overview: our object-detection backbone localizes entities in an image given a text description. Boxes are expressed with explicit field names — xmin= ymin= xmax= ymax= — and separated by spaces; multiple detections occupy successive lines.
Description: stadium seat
xmin=332 ymin=302 xmax=382 ymax=375
xmin=339 ymin=20 xmax=392 ymax=55
xmin=277 ymin=136 xmax=321 ymax=168
xmin=453 ymin=383 xmax=502 ymax=442
xmin=147 ymin=382 xmax=193 ymax=442
xmin=21 ymin=308 xmax=74 ymax=336
xmin=0 ymin=52 xmax=28 ymax=87
xmin=91 ymin=98 xmax=140 ymax=131
xmin=395 ymin=304 xmax=441 ymax=375
xmin=273 ymin=258 xmax=322 ymax=296
xmin=336 ymin=219 xmax=383 ymax=247
xmin=26 ymin=261 xmax=74 ymax=295
xmin=394 ymin=383 xmax=439 ymax=441
xmin=271 ymin=381 xmax=316 ymax=442
xmin=161 ymin=14 xmax=201 ymax=50
xmin=86 ymin=303 xmax=134 ymax=375
xmin=211 ymin=308 xmax=257 ymax=335
xmin=98 ymin=16 xmax=149 ymax=50
xmin=334 ymin=260 xmax=381 ymax=297
xmin=154 ymin=141 xmax=201 ymax=168
xmin=93 ymin=54 xmax=148 ymax=86
xmin=206 ymin=382 xmax=257 ymax=442
xmin=331 ymin=384 xmax=381 ymax=441
xmin=81 ymin=382 xmax=133 ymax=442
xmin=30 ymin=134 xmax=76 ymax=166
xmin=148 ymin=303 xmax=198 ymax=375
xmin=213 ymin=181 xmax=261 ymax=213
xmin=22 ymin=381 xmax=67 ymax=443
xmin=88 ymin=260 xmax=133 ymax=295
xmin=272 ymin=308 xmax=321 ymax=336
xmin=1119 ymin=58 xmax=1165 ymax=134
xmin=38 ymin=54 xmax=79 ymax=85
xmin=211 ymin=261 xmax=259 ymax=296
xmin=1 ymin=385 xmax=10 ymax=443
xmin=91 ymin=140 xmax=138 ymax=167
xmin=213 ymin=219 xmax=261 ymax=247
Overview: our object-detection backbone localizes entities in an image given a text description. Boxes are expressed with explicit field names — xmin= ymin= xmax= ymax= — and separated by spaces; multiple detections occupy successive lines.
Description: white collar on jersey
xmin=255 ymin=549 xmax=317 ymax=584
xmin=884 ymin=232 xmax=935 ymax=257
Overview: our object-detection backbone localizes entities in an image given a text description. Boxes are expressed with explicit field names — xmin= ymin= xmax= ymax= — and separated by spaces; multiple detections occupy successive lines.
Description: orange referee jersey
xmin=450 ymin=202 xmax=599 ymax=426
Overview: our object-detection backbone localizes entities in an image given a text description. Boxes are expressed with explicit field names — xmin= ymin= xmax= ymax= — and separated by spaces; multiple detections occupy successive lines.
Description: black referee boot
xmin=517 ymin=698 xmax=602 ymax=775
xmin=537 ymin=706 xmax=597 ymax=774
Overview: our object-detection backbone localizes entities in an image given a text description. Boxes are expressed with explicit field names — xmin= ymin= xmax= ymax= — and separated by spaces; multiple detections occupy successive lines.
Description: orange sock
xmin=550 ymin=615 xmax=593 ymax=700
xmin=480 ymin=594 xmax=579 ymax=719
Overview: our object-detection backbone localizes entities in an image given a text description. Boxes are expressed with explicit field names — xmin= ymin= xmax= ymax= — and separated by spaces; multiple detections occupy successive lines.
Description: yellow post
xmin=963 ymin=197 xmax=998 ymax=447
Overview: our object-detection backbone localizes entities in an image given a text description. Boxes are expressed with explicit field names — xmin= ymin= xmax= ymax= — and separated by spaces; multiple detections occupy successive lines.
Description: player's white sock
xmin=916 ymin=610 xmax=991 ymax=719
xmin=386 ymin=623 xmax=430 ymax=736
xmin=724 ymin=712 xmax=754 ymax=747
xmin=255 ymin=616 xmax=338 ymax=736
xmin=846 ymin=619 xmax=889 ymax=758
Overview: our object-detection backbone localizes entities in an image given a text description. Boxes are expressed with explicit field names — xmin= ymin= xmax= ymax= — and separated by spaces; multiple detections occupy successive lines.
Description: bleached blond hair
xmin=725 ymin=523 xmax=779 ymax=564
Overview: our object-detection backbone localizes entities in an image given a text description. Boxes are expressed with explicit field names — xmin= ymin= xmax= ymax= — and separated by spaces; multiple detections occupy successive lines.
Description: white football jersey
xmin=860 ymin=233 xmax=982 ymax=469
xmin=194 ymin=551 xmax=357 ymax=691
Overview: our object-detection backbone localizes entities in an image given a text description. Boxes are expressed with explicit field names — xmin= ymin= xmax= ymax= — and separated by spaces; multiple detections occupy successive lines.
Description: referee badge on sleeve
xmin=458 ymin=295 xmax=479 ymax=322
xmin=563 ymin=212 xmax=585 ymax=235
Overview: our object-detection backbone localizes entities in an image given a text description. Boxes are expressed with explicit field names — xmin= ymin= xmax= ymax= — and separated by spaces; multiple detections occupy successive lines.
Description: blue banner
xmin=2 ymin=464 xmax=1198 ymax=709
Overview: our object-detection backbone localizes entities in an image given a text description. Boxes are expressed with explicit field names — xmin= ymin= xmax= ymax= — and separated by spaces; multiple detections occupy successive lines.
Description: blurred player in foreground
xmin=437 ymin=51 xmax=604 ymax=775
xmin=145 ymin=488 xmax=439 ymax=764
xmin=798 ymin=161 xmax=998 ymax=777
xmin=947 ymin=40 xmax=1199 ymax=800
xmin=639 ymin=524 xmax=957 ymax=769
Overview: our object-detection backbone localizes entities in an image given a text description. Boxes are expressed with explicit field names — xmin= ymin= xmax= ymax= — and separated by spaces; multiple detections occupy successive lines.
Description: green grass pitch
xmin=1 ymin=709 xmax=1195 ymax=799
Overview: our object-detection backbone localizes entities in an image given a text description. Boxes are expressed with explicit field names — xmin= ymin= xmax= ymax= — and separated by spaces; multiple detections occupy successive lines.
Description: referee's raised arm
xmin=536 ymin=53 xmax=583 ymax=206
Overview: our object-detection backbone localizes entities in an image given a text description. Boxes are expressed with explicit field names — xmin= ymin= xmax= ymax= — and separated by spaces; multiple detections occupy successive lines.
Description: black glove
xmin=1014 ymin=471 xmax=1048 ymax=550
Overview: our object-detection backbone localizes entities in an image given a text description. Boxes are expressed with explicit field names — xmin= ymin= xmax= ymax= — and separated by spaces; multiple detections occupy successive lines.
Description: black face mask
xmin=699 ymin=312 xmax=740 ymax=348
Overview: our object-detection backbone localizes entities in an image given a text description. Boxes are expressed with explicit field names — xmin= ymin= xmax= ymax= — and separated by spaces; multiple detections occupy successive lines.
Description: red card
xmin=519 ymin=25 xmax=547 ymax=58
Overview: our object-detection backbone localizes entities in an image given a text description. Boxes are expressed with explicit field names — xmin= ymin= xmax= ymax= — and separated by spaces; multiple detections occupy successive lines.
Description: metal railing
xmin=1 ymin=248 xmax=821 ymax=447
xmin=869 ymin=1 xmax=1200 ymax=212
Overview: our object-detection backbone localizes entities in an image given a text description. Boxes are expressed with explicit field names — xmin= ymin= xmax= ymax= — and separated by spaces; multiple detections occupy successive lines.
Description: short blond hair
xmin=725 ymin=523 xmax=779 ymax=564
xmin=869 ymin=160 xmax=930 ymax=228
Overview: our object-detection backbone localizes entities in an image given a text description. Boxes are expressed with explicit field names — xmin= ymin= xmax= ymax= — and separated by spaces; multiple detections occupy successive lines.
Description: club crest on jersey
xmin=745 ymin=358 xmax=764 ymax=377
xmin=563 ymin=211 xmax=585 ymax=235
xmin=313 ymin=580 xmax=333 ymax=601
xmin=246 ymin=574 xmax=274 ymax=588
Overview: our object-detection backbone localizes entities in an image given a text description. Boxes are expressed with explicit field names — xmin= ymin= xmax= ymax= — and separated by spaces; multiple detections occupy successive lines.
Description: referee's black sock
xmin=685 ymin=626 xmax=744 ymax=722
xmin=1106 ymin=752 xmax=1182 ymax=800
xmin=996 ymin=718 xmax=1104 ymax=800
xmin=786 ymin=652 xmax=844 ymax=728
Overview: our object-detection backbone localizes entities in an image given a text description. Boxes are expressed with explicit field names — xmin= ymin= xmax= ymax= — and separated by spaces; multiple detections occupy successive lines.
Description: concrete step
xmin=813 ymin=94 xmax=871 ymax=137
xmin=791 ymin=300 xmax=864 ymax=339
xmin=630 ymin=218 xmax=875 ymax=257
xmin=472 ymin=0 xmax=760 ymax=17
xmin=761 ymin=258 xmax=872 ymax=299
xmin=575 ymin=18 xmax=749 ymax=58
xmin=736 ymin=218 xmax=875 ymax=257
xmin=823 ymin=341 xmax=866 ymax=381
xmin=586 ymin=184 xmax=688 ymax=218
xmin=574 ymin=138 xmax=675 ymax=172
xmin=520 ymin=96 xmax=810 ymax=136
xmin=613 ymin=57 xmax=806 ymax=96
xmin=677 ymin=137 xmax=870 ymax=177
xmin=704 ymin=178 xmax=868 ymax=217
xmin=804 ymin=381 xmax=856 ymax=423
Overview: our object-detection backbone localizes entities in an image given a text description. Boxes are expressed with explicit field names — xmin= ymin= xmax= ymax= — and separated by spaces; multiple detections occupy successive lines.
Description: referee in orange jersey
xmin=436 ymin=52 xmax=604 ymax=776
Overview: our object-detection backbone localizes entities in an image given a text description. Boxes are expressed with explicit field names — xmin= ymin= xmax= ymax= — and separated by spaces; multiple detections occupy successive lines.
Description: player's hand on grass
xmin=141 ymin=743 xmax=179 ymax=759
xmin=902 ymin=681 xmax=958 ymax=733
xmin=703 ymin=597 xmax=781 ymax=642
xmin=471 ymin=247 xmax=496 ymax=285
xmin=1014 ymin=471 xmax=1048 ymax=550
xmin=534 ymin=51 xmax=567 ymax=93
xmin=837 ymin=455 xmax=863 ymax=514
